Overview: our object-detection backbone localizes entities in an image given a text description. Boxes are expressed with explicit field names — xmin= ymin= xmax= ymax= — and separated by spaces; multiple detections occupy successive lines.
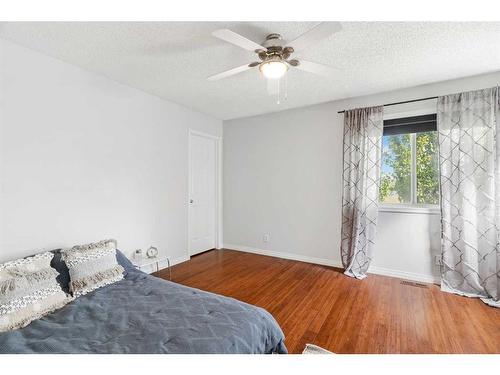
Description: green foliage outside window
xmin=379 ymin=131 xmax=439 ymax=205
xmin=416 ymin=132 xmax=439 ymax=204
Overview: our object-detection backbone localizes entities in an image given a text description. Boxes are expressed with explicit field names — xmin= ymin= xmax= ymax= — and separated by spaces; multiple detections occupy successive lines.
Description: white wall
xmin=0 ymin=38 xmax=222 ymax=264
xmin=223 ymin=71 xmax=500 ymax=283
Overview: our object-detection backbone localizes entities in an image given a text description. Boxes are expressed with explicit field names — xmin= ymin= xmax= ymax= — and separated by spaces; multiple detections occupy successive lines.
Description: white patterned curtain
xmin=438 ymin=87 xmax=500 ymax=307
xmin=341 ymin=106 xmax=383 ymax=279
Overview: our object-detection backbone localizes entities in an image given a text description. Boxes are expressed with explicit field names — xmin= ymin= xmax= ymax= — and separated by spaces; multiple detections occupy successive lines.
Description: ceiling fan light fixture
xmin=259 ymin=60 xmax=288 ymax=80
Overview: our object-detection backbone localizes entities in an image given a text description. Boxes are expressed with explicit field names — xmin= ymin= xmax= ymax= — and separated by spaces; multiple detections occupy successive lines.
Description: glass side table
xmin=132 ymin=256 xmax=171 ymax=280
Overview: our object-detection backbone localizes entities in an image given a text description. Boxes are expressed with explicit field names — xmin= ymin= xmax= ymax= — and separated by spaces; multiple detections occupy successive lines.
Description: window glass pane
xmin=379 ymin=134 xmax=412 ymax=203
xmin=416 ymin=131 xmax=439 ymax=204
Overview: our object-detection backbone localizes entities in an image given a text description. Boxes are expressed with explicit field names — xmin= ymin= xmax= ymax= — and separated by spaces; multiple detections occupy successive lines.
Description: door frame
xmin=187 ymin=129 xmax=223 ymax=257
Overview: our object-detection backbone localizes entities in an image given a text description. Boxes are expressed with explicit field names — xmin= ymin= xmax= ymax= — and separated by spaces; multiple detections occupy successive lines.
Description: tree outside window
xmin=379 ymin=131 xmax=439 ymax=205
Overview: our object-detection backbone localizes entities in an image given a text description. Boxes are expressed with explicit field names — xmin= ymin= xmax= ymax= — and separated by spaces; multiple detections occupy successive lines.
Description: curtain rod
xmin=337 ymin=96 xmax=438 ymax=114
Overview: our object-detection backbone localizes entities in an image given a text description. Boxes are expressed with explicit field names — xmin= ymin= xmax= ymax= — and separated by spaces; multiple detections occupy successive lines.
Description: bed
xmin=0 ymin=250 xmax=287 ymax=354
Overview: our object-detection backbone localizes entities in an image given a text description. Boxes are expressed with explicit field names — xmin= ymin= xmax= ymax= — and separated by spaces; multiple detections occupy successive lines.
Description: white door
xmin=189 ymin=132 xmax=217 ymax=255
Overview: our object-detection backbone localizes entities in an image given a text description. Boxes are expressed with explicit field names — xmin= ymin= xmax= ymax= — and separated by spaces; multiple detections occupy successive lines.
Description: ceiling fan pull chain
xmin=284 ymin=74 xmax=288 ymax=101
xmin=277 ymin=78 xmax=280 ymax=105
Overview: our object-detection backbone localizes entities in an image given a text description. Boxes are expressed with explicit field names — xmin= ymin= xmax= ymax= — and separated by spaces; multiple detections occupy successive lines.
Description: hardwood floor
xmin=155 ymin=249 xmax=500 ymax=354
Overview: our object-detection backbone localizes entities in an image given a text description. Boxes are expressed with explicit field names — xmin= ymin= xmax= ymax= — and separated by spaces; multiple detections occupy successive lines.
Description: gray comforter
xmin=0 ymin=261 xmax=287 ymax=354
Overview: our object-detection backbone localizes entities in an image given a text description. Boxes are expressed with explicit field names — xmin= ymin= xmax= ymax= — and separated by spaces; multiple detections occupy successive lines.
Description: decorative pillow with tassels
xmin=62 ymin=240 xmax=124 ymax=297
xmin=0 ymin=252 xmax=73 ymax=332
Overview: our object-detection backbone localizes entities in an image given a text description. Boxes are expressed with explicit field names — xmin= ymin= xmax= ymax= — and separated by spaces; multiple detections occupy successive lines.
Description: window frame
xmin=379 ymin=113 xmax=440 ymax=214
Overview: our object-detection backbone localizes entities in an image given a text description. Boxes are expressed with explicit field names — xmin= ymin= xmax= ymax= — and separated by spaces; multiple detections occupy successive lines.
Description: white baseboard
xmin=223 ymin=243 xmax=440 ymax=285
xmin=170 ymin=255 xmax=190 ymax=267
xmin=223 ymin=243 xmax=342 ymax=268
xmin=368 ymin=265 xmax=440 ymax=284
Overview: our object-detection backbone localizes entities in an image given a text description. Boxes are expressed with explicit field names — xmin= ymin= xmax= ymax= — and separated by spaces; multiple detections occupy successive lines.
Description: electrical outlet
xmin=263 ymin=233 xmax=270 ymax=243
xmin=434 ymin=255 xmax=442 ymax=266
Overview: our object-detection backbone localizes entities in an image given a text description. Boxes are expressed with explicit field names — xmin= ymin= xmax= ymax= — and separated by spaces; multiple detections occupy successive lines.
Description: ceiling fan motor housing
xmin=262 ymin=33 xmax=285 ymax=48
xmin=258 ymin=33 xmax=294 ymax=61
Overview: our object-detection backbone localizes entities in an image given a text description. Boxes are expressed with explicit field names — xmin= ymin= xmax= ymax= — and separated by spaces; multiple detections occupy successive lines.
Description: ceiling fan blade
xmin=291 ymin=60 xmax=339 ymax=76
xmin=212 ymin=29 xmax=266 ymax=52
xmin=287 ymin=22 xmax=342 ymax=52
xmin=207 ymin=63 xmax=256 ymax=81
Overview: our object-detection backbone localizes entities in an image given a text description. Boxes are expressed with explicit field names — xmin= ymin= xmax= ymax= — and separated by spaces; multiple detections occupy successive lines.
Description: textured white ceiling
xmin=1 ymin=22 xmax=500 ymax=120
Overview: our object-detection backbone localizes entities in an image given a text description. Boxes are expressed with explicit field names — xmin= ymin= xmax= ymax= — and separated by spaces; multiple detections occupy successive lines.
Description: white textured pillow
xmin=0 ymin=252 xmax=72 ymax=332
xmin=62 ymin=240 xmax=124 ymax=297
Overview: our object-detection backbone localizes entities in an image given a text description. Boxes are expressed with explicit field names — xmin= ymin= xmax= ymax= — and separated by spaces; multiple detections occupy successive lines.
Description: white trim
xmin=167 ymin=255 xmax=190 ymax=267
xmin=368 ymin=265 xmax=441 ymax=284
xmin=224 ymin=243 xmax=342 ymax=268
xmin=410 ymin=133 xmax=417 ymax=204
xmin=188 ymin=129 xmax=221 ymax=140
xmin=217 ymin=136 xmax=223 ymax=249
xmin=188 ymin=129 xmax=223 ymax=260
xmin=379 ymin=204 xmax=440 ymax=215
xmin=223 ymin=243 xmax=441 ymax=285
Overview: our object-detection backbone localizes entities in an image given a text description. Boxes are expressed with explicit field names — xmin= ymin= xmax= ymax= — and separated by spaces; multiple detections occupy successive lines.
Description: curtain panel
xmin=438 ymin=87 xmax=500 ymax=307
xmin=340 ymin=106 xmax=383 ymax=279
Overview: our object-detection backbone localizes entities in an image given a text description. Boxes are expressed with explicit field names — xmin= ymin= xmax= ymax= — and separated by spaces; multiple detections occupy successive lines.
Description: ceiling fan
xmin=207 ymin=22 xmax=342 ymax=82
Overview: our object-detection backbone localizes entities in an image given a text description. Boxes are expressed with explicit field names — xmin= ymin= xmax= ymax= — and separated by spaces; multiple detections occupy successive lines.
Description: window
xmin=379 ymin=114 xmax=439 ymax=206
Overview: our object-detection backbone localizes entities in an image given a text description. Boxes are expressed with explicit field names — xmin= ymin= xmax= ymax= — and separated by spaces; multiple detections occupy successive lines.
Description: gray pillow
xmin=0 ymin=252 xmax=72 ymax=332
xmin=62 ymin=240 xmax=124 ymax=297
xmin=51 ymin=248 xmax=132 ymax=293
